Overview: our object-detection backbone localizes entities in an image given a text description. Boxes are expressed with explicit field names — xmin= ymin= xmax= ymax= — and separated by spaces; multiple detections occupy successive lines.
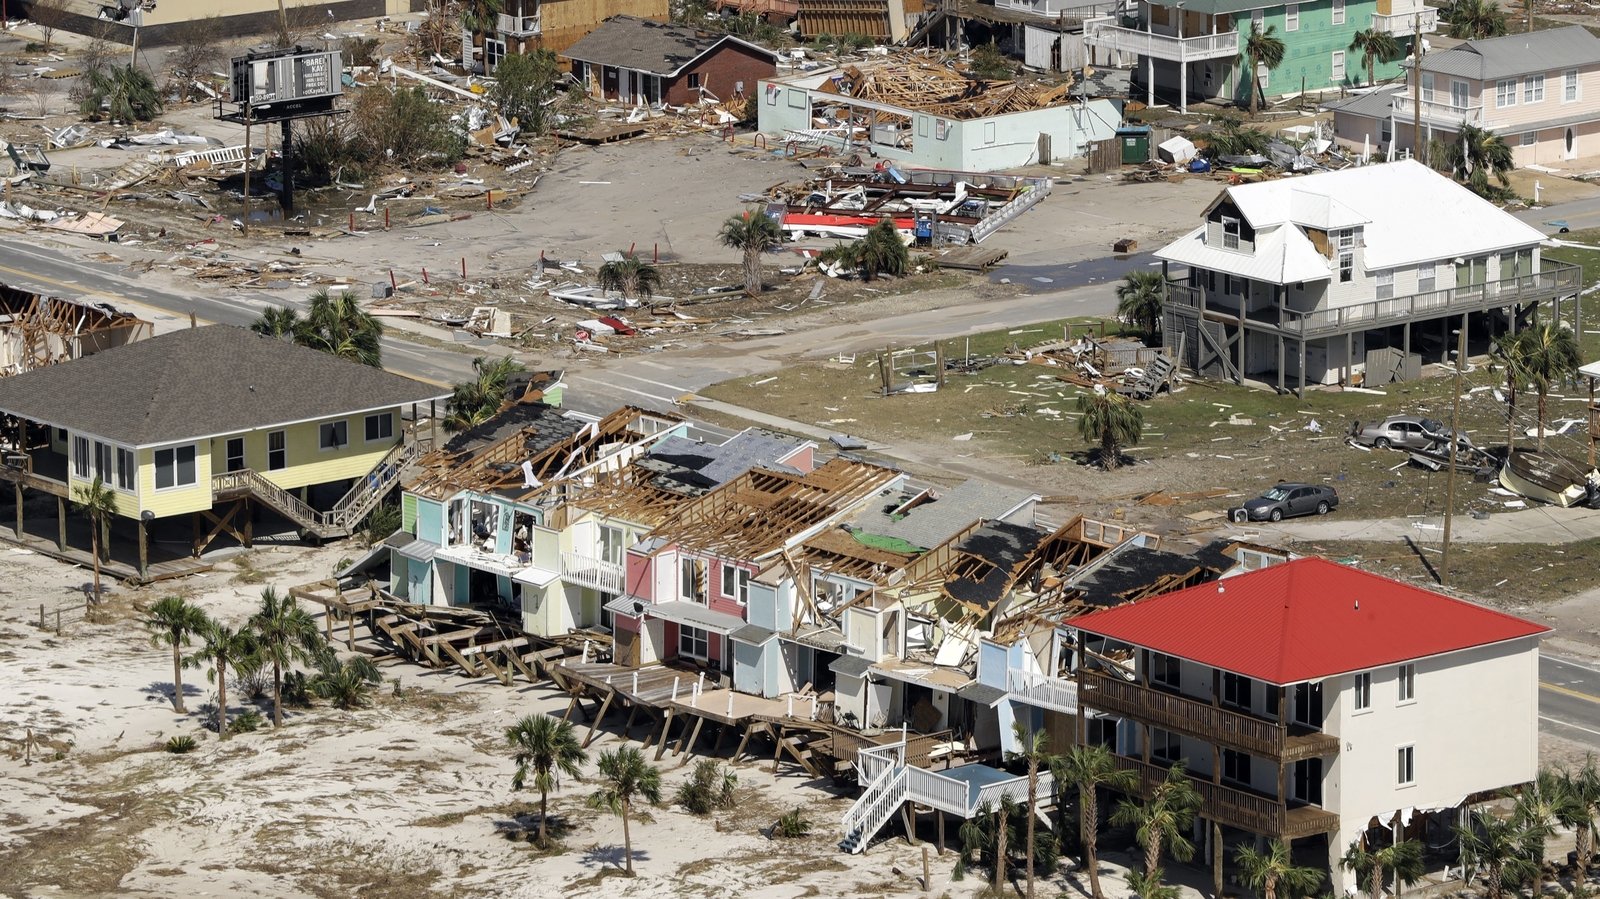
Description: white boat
xmin=1500 ymin=449 xmax=1595 ymax=507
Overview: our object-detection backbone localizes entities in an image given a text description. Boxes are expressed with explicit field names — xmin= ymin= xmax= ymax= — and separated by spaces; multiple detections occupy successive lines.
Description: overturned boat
xmin=1499 ymin=449 xmax=1597 ymax=507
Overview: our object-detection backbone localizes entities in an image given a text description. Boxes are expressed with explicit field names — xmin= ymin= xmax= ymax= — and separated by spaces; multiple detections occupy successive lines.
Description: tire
xmin=1316 ymin=501 xmax=1330 ymax=515
xmin=1269 ymin=508 xmax=1284 ymax=522
xmin=1374 ymin=437 xmax=1391 ymax=450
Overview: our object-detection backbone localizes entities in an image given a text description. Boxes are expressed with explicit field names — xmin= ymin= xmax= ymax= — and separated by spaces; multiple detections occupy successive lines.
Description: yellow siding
xmin=134 ymin=444 xmax=215 ymax=518
xmin=202 ymin=410 xmax=400 ymax=493
xmin=63 ymin=469 xmax=140 ymax=518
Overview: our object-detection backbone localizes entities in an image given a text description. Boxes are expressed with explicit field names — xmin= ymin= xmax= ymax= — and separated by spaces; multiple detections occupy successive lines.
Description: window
xmin=599 ymin=524 xmax=624 ymax=564
xmin=1354 ymin=671 xmax=1372 ymax=711
xmin=721 ymin=562 xmax=738 ymax=597
xmin=154 ymin=445 xmax=197 ymax=490
xmin=1331 ymin=0 xmax=1344 ymax=25
xmin=94 ymin=441 xmax=113 ymax=482
xmin=1452 ymin=80 xmax=1470 ymax=110
xmin=319 ymin=420 xmax=348 ymax=451
xmin=679 ymin=624 xmax=709 ymax=661
xmin=1497 ymin=78 xmax=1518 ymax=107
xmin=1398 ymin=663 xmax=1415 ymax=702
xmin=1418 ymin=261 xmax=1436 ymax=292
xmin=1525 ymin=74 xmax=1545 ymax=104
xmin=364 ymin=413 xmax=394 ymax=442
xmin=687 ymin=72 xmax=702 ymax=90
xmin=225 ymin=437 xmax=245 ymax=473
xmin=787 ymin=88 xmax=806 ymax=109
xmin=1397 ymin=745 xmax=1416 ymax=785
xmin=1376 ymin=269 xmax=1394 ymax=300
xmin=115 ymin=447 xmax=135 ymax=491
xmin=1331 ymin=50 xmax=1345 ymax=82
xmin=267 ymin=430 xmax=286 ymax=471
xmin=1223 ymin=273 xmax=1242 ymax=296
xmin=1566 ymin=68 xmax=1580 ymax=103
xmin=1421 ymin=72 xmax=1435 ymax=103
xmin=681 ymin=557 xmax=705 ymax=602
xmin=1150 ymin=652 xmax=1181 ymax=688
xmin=1151 ymin=727 xmax=1182 ymax=762
xmin=1223 ymin=749 xmax=1251 ymax=784
xmin=1251 ymin=8 xmax=1263 ymax=32
xmin=1337 ymin=229 xmax=1356 ymax=283
xmin=484 ymin=38 xmax=505 ymax=72
xmin=1522 ymin=130 xmax=1538 ymax=147
xmin=1222 ymin=215 xmax=1241 ymax=250
xmin=1285 ymin=3 xmax=1299 ymax=31
xmin=1222 ymin=672 xmax=1253 ymax=709
xmin=735 ymin=568 xmax=750 ymax=605
xmin=72 ymin=436 xmax=90 ymax=479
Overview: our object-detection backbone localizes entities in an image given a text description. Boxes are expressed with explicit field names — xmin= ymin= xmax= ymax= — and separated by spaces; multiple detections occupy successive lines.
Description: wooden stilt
xmin=936 ymin=811 xmax=945 ymax=855
xmin=14 ymin=482 xmax=22 ymax=538
xmin=562 ymin=693 xmax=580 ymax=723
xmin=678 ymin=715 xmax=706 ymax=759
xmin=620 ymin=703 xmax=641 ymax=741
xmin=655 ymin=710 xmax=676 ymax=760
xmin=711 ymin=723 xmax=730 ymax=757
xmin=581 ymin=690 xmax=615 ymax=748
xmin=900 ymin=804 xmax=917 ymax=845
xmin=769 ymin=724 xmax=786 ymax=773
xmin=641 ymin=713 xmax=665 ymax=751
xmin=137 ymin=518 xmax=148 ymax=580
xmin=733 ymin=723 xmax=756 ymax=762
xmin=55 ymin=495 xmax=65 ymax=550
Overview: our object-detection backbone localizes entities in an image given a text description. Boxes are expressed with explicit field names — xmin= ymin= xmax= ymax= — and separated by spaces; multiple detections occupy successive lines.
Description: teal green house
xmin=1083 ymin=0 xmax=1436 ymax=112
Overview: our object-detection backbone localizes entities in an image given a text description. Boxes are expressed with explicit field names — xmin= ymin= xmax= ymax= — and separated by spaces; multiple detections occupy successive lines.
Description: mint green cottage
xmin=1083 ymin=0 xmax=1436 ymax=112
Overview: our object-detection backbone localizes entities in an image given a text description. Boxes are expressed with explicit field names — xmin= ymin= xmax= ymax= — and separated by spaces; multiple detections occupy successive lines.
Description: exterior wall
xmin=254 ymin=412 xmax=401 ymax=493
xmin=660 ymin=43 xmax=776 ymax=105
xmin=1323 ymin=638 xmax=1541 ymax=891
xmin=134 ymin=442 xmax=214 ymax=518
xmin=416 ymin=497 xmax=445 ymax=543
xmin=1510 ymin=121 xmax=1600 ymax=166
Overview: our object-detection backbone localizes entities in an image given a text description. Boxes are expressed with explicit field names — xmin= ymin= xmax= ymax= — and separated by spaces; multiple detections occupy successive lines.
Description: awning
xmin=641 ymin=600 xmax=747 ymax=635
xmin=730 ymin=623 xmax=777 ymax=646
xmin=604 ymin=593 xmax=648 ymax=620
xmin=830 ymin=654 xmax=873 ymax=678
xmin=782 ymin=624 xmax=845 ymax=652
xmin=870 ymin=662 xmax=970 ymax=694
xmin=394 ymin=535 xmax=440 ymax=563
xmin=957 ymin=681 xmax=1007 ymax=708
xmin=513 ymin=566 xmax=560 ymax=587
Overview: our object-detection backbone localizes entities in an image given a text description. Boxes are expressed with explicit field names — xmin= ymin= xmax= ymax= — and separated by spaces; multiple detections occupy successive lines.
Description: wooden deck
xmin=557 ymin=122 xmax=648 ymax=145
xmin=932 ymin=245 xmax=1010 ymax=271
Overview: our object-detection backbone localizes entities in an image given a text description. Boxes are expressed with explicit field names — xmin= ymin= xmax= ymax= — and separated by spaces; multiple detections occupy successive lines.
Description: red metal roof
xmin=1067 ymin=557 xmax=1549 ymax=685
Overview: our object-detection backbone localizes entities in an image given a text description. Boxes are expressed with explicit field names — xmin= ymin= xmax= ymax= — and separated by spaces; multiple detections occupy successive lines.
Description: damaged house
xmin=0 ymin=284 xmax=151 ymax=376
xmin=561 ymin=15 xmax=778 ymax=106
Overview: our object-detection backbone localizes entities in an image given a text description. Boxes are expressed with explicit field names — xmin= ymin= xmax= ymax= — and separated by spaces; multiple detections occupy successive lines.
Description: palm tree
xmin=994 ymin=792 xmax=1014 ymax=895
xmin=1513 ymin=323 xmax=1582 ymax=450
xmin=80 ymin=65 xmax=163 ymax=123
xmin=1235 ymin=840 xmax=1325 ymax=899
xmin=1011 ymin=721 xmax=1053 ymax=899
xmin=309 ymin=653 xmax=383 ymax=709
xmin=1116 ymin=270 xmax=1167 ymax=342
xmin=858 ymin=219 xmax=911 ymax=281
xmin=300 ymin=288 xmax=383 ymax=367
xmin=1493 ymin=330 xmax=1526 ymax=453
xmin=445 ymin=355 xmax=525 ymax=431
xmin=1348 ymin=29 xmax=1402 ymax=88
xmin=508 ymin=713 xmax=588 ymax=846
xmin=72 ymin=475 xmax=118 ymax=604
xmin=185 ymin=618 xmax=252 ymax=739
xmin=460 ymin=0 xmax=504 ymax=55
xmin=597 ymin=255 xmax=662 ymax=302
xmin=251 ymin=306 xmax=302 ymax=339
xmin=1052 ymin=744 xmax=1139 ymax=899
xmin=1111 ymin=762 xmax=1201 ymax=899
xmin=1341 ymin=837 xmax=1425 ymax=899
xmin=1449 ymin=123 xmax=1515 ymax=199
xmin=248 ymin=587 xmax=326 ymax=727
xmin=1457 ymin=811 xmax=1538 ymax=899
xmin=1565 ymin=757 xmax=1600 ymax=875
xmin=144 ymin=596 xmax=210 ymax=713
xmin=1515 ymin=768 xmax=1586 ymax=899
xmin=1444 ymin=0 xmax=1509 ymax=38
xmin=588 ymin=746 xmax=662 ymax=876
xmin=718 ymin=208 xmax=782 ymax=296
xmin=1077 ymin=391 xmax=1144 ymax=470
xmin=1242 ymin=23 xmax=1287 ymax=116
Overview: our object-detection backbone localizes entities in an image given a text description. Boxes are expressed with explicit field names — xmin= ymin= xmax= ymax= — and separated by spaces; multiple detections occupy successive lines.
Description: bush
xmin=164 ymin=735 xmax=199 ymax=754
xmin=968 ymin=43 xmax=1013 ymax=80
xmin=341 ymin=36 xmax=381 ymax=69
xmin=773 ymin=806 xmax=811 ymax=838
xmin=359 ymin=501 xmax=401 ymax=548
xmin=228 ymin=709 xmax=264 ymax=734
xmin=79 ymin=65 xmax=163 ymax=123
xmin=491 ymin=50 xmax=569 ymax=137
xmin=281 ymin=669 xmax=314 ymax=708
xmin=675 ymin=759 xmax=738 ymax=815
xmin=350 ymin=85 xmax=465 ymax=169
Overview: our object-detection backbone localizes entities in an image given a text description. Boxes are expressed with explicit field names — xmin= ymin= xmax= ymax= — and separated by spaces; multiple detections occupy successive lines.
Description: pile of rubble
xmin=1007 ymin=332 xmax=1178 ymax=400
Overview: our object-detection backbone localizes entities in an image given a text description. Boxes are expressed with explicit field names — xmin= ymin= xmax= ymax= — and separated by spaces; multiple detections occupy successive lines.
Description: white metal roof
xmin=1155 ymin=222 xmax=1333 ymax=285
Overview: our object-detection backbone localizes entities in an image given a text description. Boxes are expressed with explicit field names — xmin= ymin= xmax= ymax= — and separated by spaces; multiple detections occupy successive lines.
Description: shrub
xmin=164 ymin=735 xmax=199 ymax=754
xmin=675 ymin=759 xmax=738 ymax=815
xmin=228 ymin=709 xmax=264 ymax=734
xmin=773 ymin=806 xmax=811 ymax=838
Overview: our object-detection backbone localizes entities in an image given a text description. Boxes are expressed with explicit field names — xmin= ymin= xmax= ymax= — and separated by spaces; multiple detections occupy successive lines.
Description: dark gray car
xmin=1237 ymin=483 xmax=1339 ymax=522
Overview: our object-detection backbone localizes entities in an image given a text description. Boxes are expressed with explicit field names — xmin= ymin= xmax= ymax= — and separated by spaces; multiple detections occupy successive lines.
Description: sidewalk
xmin=1257 ymin=503 xmax=1600 ymax=544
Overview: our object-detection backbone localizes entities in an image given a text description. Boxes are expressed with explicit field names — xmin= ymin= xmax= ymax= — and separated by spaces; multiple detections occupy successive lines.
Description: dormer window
xmin=1222 ymin=215 xmax=1241 ymax=250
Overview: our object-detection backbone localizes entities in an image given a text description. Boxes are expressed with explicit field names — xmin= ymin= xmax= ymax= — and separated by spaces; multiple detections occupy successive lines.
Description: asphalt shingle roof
xmin=1413 ymin=25 xmax=1600 ymax=81
xmin=0 ymin=325 xmax=448 ymax=446
xmin=560 ymin=15 xmax=775 ymax=76
xmin=849 ymin=480 xmax=1037 ymax=552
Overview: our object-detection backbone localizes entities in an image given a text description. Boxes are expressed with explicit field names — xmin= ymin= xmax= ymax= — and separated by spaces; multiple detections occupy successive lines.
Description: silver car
xmin=1352 ymin=415 xmax=1464 ymax=451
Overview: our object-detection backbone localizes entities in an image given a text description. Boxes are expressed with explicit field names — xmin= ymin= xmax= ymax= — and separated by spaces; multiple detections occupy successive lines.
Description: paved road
xmin=1541 ymin=654 xmax=1600 ymax=747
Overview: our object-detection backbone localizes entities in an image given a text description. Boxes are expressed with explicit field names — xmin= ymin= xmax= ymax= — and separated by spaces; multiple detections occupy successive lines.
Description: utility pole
xmin=1440 ymin=320 xmax=1467 ymax=585
xmin=242 ymin=104 xmax=253 ymax=238
xmin=1412 ymin=11 xmax=1424 ymax=164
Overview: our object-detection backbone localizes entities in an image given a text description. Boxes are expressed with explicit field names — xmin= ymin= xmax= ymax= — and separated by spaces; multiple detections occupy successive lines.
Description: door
xmin=614 ymin=628 xmax=640 ymax=667
xmin=1290 ymin=487 xmax=1314 ymax=514
xmin=1292 ymin=758 xmax=1324 ymax=804
xmin=1450 ymin=79 xmax=1469 ymax=111
xmin=1293 ymin=681 xmax=1323 ymax=725
xmin=1567 ymin=127 xmax=1577 ymax=160
xmin=225 ymin=437 xmax=245 ymax=472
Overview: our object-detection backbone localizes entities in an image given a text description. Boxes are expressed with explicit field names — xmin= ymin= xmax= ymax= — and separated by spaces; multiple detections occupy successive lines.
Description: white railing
xmin=841 ymin=762 xmax=909 ymax=852
xmin=561 ymin=551 xmax=625 ymax=594
xmin=1390 ymin=95 xmax=1484 ymax=127
xmin=1007 ymin=669 xmax=1080 ymax=713
xmin=969 ymin=178 xmax=1052 ymax=244
xmin=496 ymin=12 xmax=541 ymax=34
xmin=906 ymin=767 xmax=971 ymax=813
xmin=856 ymin=740 xmax=907 ymax=784
xmin=1372 ymin=6 xmax=1438 ymax=34
xmin=1083 ymin=17 xmax=1239 ymax=62
xmin=974 ymin=770 xmax=1054 ymax=813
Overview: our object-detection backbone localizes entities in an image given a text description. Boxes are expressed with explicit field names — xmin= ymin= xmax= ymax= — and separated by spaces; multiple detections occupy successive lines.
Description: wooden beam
xmin=582 ymin=690 xmax=615 ymax=748
xmin=655 ymin=709 xmax=676 ymax=760
xmin=677 ymin=714 xmax=706 ymax=759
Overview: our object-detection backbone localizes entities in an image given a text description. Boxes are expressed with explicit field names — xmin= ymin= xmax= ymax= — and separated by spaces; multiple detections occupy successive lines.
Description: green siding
xmin=1227 ymin=0 xmax=1418 ymax=100
xmin=402 ymin=492 xmax=418 ymax=533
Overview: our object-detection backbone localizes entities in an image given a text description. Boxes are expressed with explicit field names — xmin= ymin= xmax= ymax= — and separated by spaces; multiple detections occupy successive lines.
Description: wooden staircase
xmin=211 ymin=441 xmax=418 ymax=541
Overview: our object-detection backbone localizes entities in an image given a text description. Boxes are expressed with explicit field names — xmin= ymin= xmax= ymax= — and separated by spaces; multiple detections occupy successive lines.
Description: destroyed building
xmin=561 ymin=15 xmax=778 ymax=105
xmin=0 ymin=283 xmax=152 ymax=376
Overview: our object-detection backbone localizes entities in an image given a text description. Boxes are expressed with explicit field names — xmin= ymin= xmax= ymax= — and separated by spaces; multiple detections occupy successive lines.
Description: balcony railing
xmin=497 ymin=12 xmax=541 ymax=35
xmin=1110 ymin=755 xmax=1339 ymax=840
xmin=1165 ymin=263 xmax=1583 ymax=338
xmin=1079 ymin=670 xmax=1339 ymax=762
xmin=1390 ymin=95 xmax=1484 ymax=128
xmin=562 ymin=550 xmax=625 ymax=594
xmin=1083 ymin=16 xmax=1239 ymax=62
xmin=1007 ymin=669 xmax=1080 ymax=713
xmin=1372 ymin=6 xmax=1438 ymax=34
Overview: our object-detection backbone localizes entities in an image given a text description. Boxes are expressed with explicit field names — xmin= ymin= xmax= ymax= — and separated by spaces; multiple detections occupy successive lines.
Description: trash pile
xmin=1006 ymin=334 xmax=1179 ymax=400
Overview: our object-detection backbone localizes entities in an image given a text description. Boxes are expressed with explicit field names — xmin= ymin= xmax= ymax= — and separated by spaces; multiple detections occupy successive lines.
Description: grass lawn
xmin=1541 ymin=228 xmax=1600 ymax=360
xmin=1302 ymin=538 xmax=1600 ymax=602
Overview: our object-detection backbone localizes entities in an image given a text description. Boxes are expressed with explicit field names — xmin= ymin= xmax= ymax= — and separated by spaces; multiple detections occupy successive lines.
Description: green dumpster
xmin=1117 ymin=126 xmax=1151 ymax=164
